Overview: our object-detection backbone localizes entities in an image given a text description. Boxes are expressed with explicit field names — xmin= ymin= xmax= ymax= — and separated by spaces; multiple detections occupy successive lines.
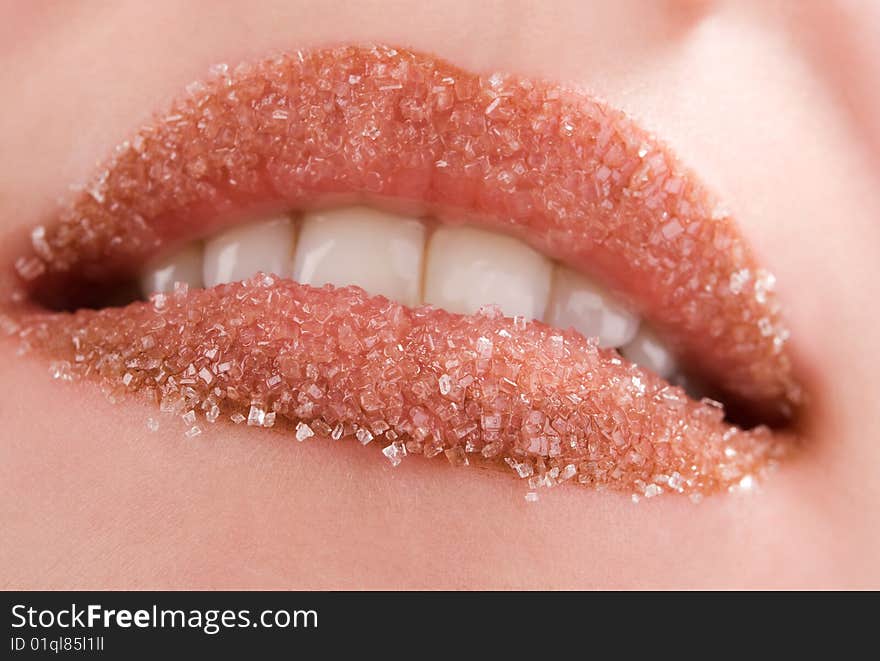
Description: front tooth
xmin=203 ymin=216 xmax=295 ymax=287
xmin=621 ymin=325 xmax=677 ymax=379
xmin=139 ymin=242 xmax=203 ymax=295
xmin=291 ymin=206 xmax=425 ymax=306
xmin=423 ymin=225 xmax=552 ymax=319
xmin=545 ymin=265 xmax=639 ymax=348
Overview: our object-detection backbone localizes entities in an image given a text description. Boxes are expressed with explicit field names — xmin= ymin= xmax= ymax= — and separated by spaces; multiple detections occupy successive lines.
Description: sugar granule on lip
xmin=10 ymin=44 xmax=800 ymax=419
xmin=9 ymin=277 xmax=792 ymax=498
xmin=382 ymin=441 xmax=407 ymax=467
xmin=295 ymin=422 xmax=314 ymax=442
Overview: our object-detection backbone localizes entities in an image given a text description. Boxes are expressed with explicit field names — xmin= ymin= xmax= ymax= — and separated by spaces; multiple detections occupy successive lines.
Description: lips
xmin=2 ymin=44 xmax=804 ymax=498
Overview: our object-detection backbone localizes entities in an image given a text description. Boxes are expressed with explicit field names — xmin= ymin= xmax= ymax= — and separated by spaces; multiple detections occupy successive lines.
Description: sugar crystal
xmin=295 ymin=422 xmax=314 ymax=442
xmin=382 ymin=441 xmax=407 ymax=467
xmin=356 ymin=428 xmax=373 ymax=445
xmin=247 ymin=405 xmax=266 ymax=426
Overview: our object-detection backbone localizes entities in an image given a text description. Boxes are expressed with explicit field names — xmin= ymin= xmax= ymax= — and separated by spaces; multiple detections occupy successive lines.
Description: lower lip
xmin=7 ymin=276 xmax=791 ymax=499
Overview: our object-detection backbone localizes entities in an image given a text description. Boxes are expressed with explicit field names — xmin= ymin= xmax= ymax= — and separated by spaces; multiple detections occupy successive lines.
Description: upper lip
xmin=3 ymin=44 xmax=805 ymax=495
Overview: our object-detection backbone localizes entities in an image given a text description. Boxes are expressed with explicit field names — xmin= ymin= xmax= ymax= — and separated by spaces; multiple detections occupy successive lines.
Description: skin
xmin=1 ymin=0 xmax=878 ymax=588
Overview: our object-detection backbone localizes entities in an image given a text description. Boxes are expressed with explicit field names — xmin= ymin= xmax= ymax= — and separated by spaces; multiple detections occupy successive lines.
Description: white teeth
xmin=545 ymin=265 xmax=639 ymax=348
xmin=620 ymin=325 xmax=678 ymax=379
xmin=423 ymin=225 xmax=553 ymax=319
xmin=291 ymin=206 xmax=425 ymax=306
xmin=140 ymin=207 xmax=692 ymax=386
xmin=203 ymin=215 xmax=295 ymax=287
xmin=139 ymin=242 xmax=203 ymax=295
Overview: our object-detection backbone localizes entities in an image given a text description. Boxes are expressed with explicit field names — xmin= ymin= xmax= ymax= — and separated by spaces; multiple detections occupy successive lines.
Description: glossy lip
xmin=2 ymin=44 xmax=804 ymax=497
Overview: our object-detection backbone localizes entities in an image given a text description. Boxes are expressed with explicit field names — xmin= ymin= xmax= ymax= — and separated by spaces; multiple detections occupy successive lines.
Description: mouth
xmin=2 ymin=44 xmax=804 ymax=499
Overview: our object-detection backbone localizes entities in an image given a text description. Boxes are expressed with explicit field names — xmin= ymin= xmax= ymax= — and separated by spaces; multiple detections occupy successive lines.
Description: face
xmin=1 ymin=0 xmax=878 ymax=588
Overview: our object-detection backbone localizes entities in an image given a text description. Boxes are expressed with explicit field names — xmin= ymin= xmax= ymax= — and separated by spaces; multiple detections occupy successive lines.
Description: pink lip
xmin=11 ymin=276 xmax=794 ymax=497
xmin=3 ymin=44 xmax=804 ymax=497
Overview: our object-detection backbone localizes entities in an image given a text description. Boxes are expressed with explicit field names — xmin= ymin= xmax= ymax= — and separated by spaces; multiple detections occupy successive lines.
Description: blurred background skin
xmin=0 ymin=1 xmax=878 ymax=588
